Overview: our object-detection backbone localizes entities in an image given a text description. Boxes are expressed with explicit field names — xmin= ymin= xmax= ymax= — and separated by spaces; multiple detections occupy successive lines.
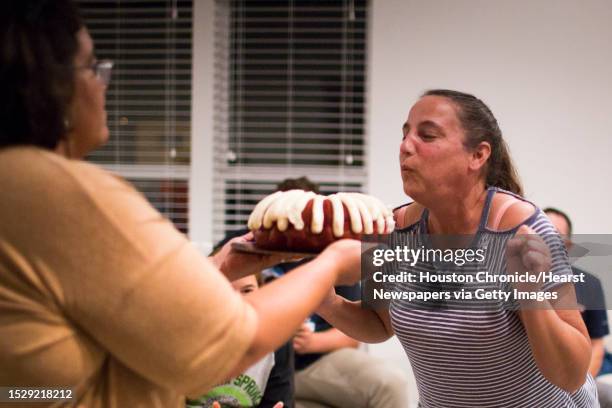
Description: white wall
xmin=368 ymin=0 xmax=612 ymax=234
xmin=190 ymin=0 xmax=215 ymax=254
xmin=367 ymin=1 xmax=612 ymax=403
xmin=194 ymin=0 xmax=612 ymax=238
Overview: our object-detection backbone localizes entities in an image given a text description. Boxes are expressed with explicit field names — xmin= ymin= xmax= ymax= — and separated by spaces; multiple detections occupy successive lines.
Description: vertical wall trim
xmin=189 ymin=0 xmax=215 ymax=254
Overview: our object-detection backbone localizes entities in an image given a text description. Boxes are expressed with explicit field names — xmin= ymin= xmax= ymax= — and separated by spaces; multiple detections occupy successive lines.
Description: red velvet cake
xmin=247 ymin=190 xmax=395 ymax=252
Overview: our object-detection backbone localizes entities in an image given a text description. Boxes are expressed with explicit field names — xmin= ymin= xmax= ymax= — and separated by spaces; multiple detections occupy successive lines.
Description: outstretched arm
xmin=229 ymin=239 xmax=364 ymax=376
xmin=316 ymin=289 xmax=394 ymax=344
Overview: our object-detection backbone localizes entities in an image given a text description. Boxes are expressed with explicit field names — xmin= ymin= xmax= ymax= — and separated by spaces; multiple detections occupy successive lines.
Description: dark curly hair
xmin=276 ymin=176 xmax=320 ymax=194
xmin=0 ymin=0 xmax=83 ymax=150
xmin=423 ymin=89 xmax=523 ymax=196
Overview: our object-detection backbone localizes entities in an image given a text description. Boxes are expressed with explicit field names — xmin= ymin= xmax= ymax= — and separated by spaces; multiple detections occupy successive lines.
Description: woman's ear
xmin=469 ymin=141 xmax=491 ymax=171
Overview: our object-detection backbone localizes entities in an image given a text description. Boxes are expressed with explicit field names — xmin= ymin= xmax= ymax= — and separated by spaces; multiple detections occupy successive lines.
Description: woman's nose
xmin=400 ymin=134 xmax=415 ymax=156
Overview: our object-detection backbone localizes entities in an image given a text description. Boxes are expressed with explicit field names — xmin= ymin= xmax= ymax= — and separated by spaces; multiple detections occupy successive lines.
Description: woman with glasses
xmin=0 ymin=1 xmax=362 ymax=407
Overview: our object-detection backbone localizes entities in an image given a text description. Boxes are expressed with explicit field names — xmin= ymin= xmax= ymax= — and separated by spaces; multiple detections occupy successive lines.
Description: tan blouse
xmin=0 ymin=147 xmax=256 ymax=407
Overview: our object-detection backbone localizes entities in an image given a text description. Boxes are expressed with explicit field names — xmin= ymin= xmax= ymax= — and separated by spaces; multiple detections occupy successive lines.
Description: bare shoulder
xmin=489 ymin=193 xmax=537 ymax=231
xmin=393 ymin=202 xmax=425 ymax=229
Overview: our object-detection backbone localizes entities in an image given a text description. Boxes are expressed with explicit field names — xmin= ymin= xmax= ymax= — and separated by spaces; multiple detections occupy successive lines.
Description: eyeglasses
xmin=77 ymin=59 xmax=114 ymax=86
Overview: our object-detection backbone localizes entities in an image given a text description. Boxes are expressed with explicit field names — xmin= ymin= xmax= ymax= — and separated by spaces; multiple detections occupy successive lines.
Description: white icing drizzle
xmin=385 ymin=215 xmax=396 ymax=233
xmin=376 ymin=216 xmax=386 ymax=233
xmin=351 ymin=193 xmax=381 ymax=219
xmin=362 ymin=193 xmax=394 ymax=233
xmin=248 ymin=190 xmax=395 ymax=236
xmin=310 ymin=195 xmax=325 ymax=233
xmin=264 ymin=189 xmax=303 ymax=231
xmin=337 ymin=193 xmax=363 ymax=234
xmin=248 ymin=191 xmax=283 ymax=230
xmin=288 ymin=191 xmax=316 ymax=230
xmin=328 ymin=194 xmax=345 ymax=237
xmin=348 ymin=193 xmax=388 ymax=233
xmin=354 ymin=196 xmax=374 ymax=234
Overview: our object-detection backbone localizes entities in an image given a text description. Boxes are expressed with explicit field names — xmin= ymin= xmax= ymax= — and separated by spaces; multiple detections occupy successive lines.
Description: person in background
xmin=0 ymin=1 xmax=362 ymax=406
xmin=291 ymin=278 xmax=409 ymax=408
xmin=187 ymin=274 xmax=291 ymax=408
xmin=545 ymin=207 xmax=612 ymax=407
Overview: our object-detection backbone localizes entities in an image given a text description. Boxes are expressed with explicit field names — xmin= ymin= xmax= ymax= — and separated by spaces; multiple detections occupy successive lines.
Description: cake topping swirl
xmin=247 ymin=190 xmax=395 ymax=237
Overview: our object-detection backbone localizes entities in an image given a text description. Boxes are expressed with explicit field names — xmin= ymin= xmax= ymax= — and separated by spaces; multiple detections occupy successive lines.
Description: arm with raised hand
xmin=508 ymin=225 xmax=591 ymax=393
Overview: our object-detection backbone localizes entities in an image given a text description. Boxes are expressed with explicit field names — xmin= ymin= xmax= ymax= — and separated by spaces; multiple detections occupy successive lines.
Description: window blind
xmin=213 ymin=0 xmax=368 ymax=243
xmin=78 ymin=0 xmax=192 ymax=233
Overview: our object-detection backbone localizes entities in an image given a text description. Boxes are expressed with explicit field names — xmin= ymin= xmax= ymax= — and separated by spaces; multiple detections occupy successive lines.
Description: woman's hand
xmin=210 ymin=232 xmax=300 ymax=281
xmin=506 ymin=225 xmax=551 ymax=292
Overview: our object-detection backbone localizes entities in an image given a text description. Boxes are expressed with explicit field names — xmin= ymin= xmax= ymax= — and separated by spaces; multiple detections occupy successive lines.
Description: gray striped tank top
xmin=388 ymin=187 xmax=598 ymax=407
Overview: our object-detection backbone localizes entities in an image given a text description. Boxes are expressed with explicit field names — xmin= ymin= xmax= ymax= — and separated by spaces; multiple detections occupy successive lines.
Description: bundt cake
xmin=247 ymin=190 xmax=395 ymax=252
